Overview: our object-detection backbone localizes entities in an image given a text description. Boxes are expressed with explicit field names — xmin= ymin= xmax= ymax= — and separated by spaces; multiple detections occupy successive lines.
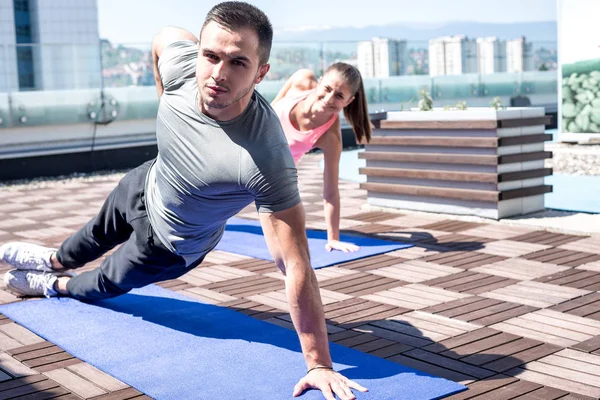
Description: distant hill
xmin=273 ymin=21 xmax=556 ymax=43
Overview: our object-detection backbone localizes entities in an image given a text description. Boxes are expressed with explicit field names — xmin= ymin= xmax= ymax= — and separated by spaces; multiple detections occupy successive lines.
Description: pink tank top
xmin=273 ymin=90 xmax=337 ymax=163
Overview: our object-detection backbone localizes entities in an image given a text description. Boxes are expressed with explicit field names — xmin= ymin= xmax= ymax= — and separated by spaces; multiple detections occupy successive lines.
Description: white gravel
xmin=545 ymin=143 xmax=600 ymax=176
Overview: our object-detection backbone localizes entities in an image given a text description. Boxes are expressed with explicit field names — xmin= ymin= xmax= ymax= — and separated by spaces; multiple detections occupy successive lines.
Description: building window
xmin=13 ymin=0 xmax=35 ymax=89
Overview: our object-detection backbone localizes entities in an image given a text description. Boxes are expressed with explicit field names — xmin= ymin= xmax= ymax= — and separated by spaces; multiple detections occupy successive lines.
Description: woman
xmin=272 ymin=62 xmax=372 ymax=253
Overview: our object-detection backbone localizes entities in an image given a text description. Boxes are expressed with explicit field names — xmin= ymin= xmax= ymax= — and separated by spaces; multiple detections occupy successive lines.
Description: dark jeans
xmin=56 ymin=160 xmax=202 ymax=301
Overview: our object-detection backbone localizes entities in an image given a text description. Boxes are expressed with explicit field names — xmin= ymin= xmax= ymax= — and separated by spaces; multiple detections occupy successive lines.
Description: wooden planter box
xmin=360 ymin=108 xmax=553 ymax=219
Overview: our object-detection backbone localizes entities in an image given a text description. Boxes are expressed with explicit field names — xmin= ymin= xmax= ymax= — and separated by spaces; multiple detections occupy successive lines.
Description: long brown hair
xmin=325 ymin=62 xmax=371 ymax=143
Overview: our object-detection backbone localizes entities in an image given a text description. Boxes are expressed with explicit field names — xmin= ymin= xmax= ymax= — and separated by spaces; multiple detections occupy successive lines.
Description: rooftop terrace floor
xmin=0 ymin=154 xmax=599 ymax=399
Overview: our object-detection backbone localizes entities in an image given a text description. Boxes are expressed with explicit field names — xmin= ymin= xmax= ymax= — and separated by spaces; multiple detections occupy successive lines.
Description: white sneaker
xmin=4 ymin=269 xmax=74 ymax=298
xmin=0 ymin=242 xmax=56 ymax=272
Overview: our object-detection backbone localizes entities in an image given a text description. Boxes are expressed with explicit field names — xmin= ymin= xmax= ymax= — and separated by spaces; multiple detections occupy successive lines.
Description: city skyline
xmin=97 ymin=0 xmax=557 ymax=45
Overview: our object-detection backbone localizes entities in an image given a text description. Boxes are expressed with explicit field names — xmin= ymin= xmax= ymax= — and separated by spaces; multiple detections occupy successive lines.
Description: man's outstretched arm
xmin=259 ymin=203 xmax=367 ymax=400
xmin=151 ymin=26 xmax=198 ymax=97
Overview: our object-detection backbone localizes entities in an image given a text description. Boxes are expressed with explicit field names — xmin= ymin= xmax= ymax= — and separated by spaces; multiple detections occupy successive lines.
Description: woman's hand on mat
xmin=293 ymin=369 xmax=368 ymax=399
xmin=325 ymin=240 xmax=359 ymax=253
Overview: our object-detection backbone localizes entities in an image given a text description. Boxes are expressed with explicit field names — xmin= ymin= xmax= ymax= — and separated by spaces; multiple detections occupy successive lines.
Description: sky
xmin=559 ymin=0 xmax=600 ymax=63
xmin=97 ymin=0 xmax=557 ymax=45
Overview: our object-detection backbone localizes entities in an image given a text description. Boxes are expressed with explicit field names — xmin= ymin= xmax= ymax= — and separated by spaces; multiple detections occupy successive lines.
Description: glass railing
xmin=0 ymin=40 xmax=559 ymax=129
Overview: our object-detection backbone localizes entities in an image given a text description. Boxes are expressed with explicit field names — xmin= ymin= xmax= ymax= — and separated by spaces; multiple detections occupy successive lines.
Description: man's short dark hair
xmin=201 ymin=1 xmax=273 ymax=65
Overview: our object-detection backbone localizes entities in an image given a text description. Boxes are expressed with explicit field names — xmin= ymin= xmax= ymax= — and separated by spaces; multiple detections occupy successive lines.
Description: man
xmin=0 ymin=2 xmax=367 ymax=399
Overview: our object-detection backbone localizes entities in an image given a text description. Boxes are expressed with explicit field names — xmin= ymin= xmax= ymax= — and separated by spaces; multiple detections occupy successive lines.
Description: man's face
xmin=196 ymin=21 xmax=269 ymax=121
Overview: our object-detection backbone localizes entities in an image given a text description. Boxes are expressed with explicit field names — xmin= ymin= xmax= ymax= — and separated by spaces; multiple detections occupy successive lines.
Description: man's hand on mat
xmin=293 ymin=369 xmax=368 ymax=399
xmin=325 ymin=240 xmax=359 ymax=253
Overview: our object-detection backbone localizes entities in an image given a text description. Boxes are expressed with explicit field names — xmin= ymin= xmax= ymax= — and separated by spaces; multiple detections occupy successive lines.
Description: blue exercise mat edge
xmin=0 ymin=285 xmax=467 ymax=400
xmin=215 ymin=217 xmax=413 ymax=269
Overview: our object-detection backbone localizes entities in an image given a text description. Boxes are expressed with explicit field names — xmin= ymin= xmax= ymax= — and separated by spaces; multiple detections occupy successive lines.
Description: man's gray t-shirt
xmin=145 ymin=40 xmax=300 ymax=265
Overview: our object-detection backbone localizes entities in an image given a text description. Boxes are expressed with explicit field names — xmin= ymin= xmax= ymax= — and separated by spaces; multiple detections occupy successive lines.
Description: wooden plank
xmin=439 ymin=298 xmax=509 ymax=318
xmin=422 ymin=271 xmax=480 ymax=287
xmin=526 ymin=249 xmax=600 ymax=267
xmin=556 ymin=348 xmax=600 ymax=367
xmin=343 ymin=211 xmax=399 ymax=223
xmin=34 ymin=359 xmax=83 ymax=374
xmin=359 ymin=167 xmax=498 ymax=183
xmin=500 ymin=185 xmax=553 ymax=201
xmin=331 ymin=304 xmax=399 ymax=325
xmin=422 ymin=327 xmax=500 ymax=353
xmin=336 ymin=333 xmax=380 ymax=348
xmin=498 ymin=168 xmax=553 ymax=183
xmin=506 ymin=367 xmax=600 ymax=398
xmin=380 ymin=119 xmax=498 ymax=130
xmin=13 ymin=345 xmax=64 ymax=362
xmin=0 ymin=374 xmax=47 ymax=392
xmin=453 ymin=301 xmax=523 ymax=322
xmin=67 ymin=363 xmax=129 ymax=392
xmin=422 ymin=252 xmax=506 ymax=269
xmin=461 ymin=338 xmax=545 ymax=366
xmin=483 ymin=343 xmax=562 ymax=372
xmin=387 ymin=353 xmax=477 ymax=383
xmin=0 ymin=352 xmax=37 ymax=377
xmin=88 ymin=387 xmax=144 ymax=400
xmin=0 ymin=377 xmax=63 ymax=398
xmin=355 ymin=322 xmax=434 ymax=347
xmin=323 ymin=298 xmax=369 ymax=314
xmin=44 ymin=368 xmax=107 ymax=398
xmin=371 ymin=260 xmax=462 ymax=283
xmin=427 ymin=297 xmax=500 ymax=317
xmin=369 ymin=343 xmax=414 ymax=358
xmin=538 ymin=354 xmax=600 ymax=377
xmin=360 ymin=182 xmax=499 ymax=202
xmin=329 ymin=279 xmax=403 ymax=297
xmin=573 ymin=336 xmax=600 ymax=353
xmin=329 ymin=330 xmax=363 ymax=343
xmin=358 ymin=151 xmax=498 ymax=165
xmin=498 ymin=115 xmax=552 ymax=128
xmin=512 ymin=232 xmax=584 ymax=246
xmin=368 ymin=136 xmax=498 ymax=147
xmin=353 ymin=338 xmax=399 ymax=354
xmin=402 ymin=348 xmax=496 ymax=379
xmin=499 ymin=133 xmax=553 ymax=146
xmin=521 ymin=361 xmax=600 ymax=392
xmin=511 ymin=386 xmax=570 ymax=399
xmin=471 ymin=305 xmax=538 ymax=326
xmin=0 ymin=323 xmax=44 ymax=346
xmin=478 ymin=380 xmax=543 ymax=399
xmin=453 ymin=275 xmax=516 ymax=295
xmin=341 ymin=309 xmax=405 ymax=329
xmin=25 ymin=352 xmax=76 ymax=368
xmin=6 ymin=341 xmax=55 ymax=356
xmin=339 ymin=255 xmax=404 ymax=271
xmin=420 ymin=221 xmax=483 ymax=233
xmin=440 ymin=332 xmax=520 ymax=359
xmin=537 ymin=270 xmax=600 ymax=289
xmin=499 ymin=151 xmax=552 ymax=164
xmin=444 ymin=374 xmax=518 ymax=399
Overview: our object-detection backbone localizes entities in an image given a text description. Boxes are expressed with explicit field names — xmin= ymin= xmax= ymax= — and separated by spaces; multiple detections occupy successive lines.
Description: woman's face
xmin=314 ymin=71 xmax=355 ymax=113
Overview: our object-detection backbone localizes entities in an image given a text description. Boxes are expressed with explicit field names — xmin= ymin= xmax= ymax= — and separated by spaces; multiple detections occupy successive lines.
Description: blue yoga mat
xmin=0 ymin=285 xmax=466 ymax=400
xmin=216 ymin=217 xmax=412 ymax=269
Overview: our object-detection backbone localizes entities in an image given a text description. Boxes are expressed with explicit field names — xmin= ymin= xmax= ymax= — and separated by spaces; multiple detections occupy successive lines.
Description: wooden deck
xmin=0 ymin=154 xmax=599 ymax=399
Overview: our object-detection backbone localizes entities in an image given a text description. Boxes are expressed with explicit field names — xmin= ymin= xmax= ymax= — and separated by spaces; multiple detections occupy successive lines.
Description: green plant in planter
xmin=443 ymin=100 xmax=468 ymax=111
xmin=455 ymin=100 xmax=468 ymax=110
xmin=418 ymin=89 xmax=433 ymax=111
xmin=490 ymin=96 xmax=504 ymax=110
xmin=399 ymin=94 xmax=417 ymax=111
